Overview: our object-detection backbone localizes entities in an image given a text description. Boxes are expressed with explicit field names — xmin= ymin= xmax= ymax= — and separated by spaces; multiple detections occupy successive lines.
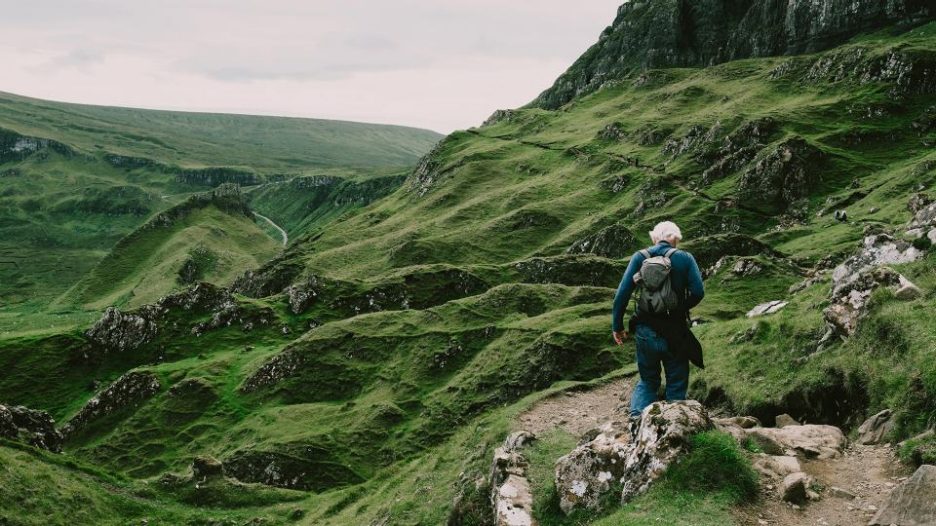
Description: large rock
xmin=745 ymin=424 xmax=846 ymax=459
xmin=746 ymin=300 xmax=788 ymax=318
xmin=85 ymin=307 xmax=159 ymax=353
xmin=737 ymin=137 xmax=823 ymax=210
xmin=61 ymin=371 xmax=161 ymax=438
xmin=831 ymin=235 xmax=922 ymax=296
xmin=824 ymin=265 xmax=921 ymax=336
xmin=751 ymin=454 xmax=802 ymax=480
xmin=856 ymin=409 xmax=895 ymax=445
xmin=566 ymin=223 xmax=636 ymax=259
xmin=869 ymin=465 xmax=936 ymax=526
xmin=780 ymin=471 xmax=811 ymax=504
xmin=554 ymin=401 xmax=712 ymax=514
xmin=0 ymin=404 xmax=63 ymax=452
xmin=531 ymin=0 xmax=932 ymax=109
xmin=490 ymin=431 xmax=538 ymax=526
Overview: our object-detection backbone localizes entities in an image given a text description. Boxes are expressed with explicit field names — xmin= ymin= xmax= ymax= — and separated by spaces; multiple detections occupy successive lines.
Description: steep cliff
xmin=532 ymin=0 xmax=934 ymax=109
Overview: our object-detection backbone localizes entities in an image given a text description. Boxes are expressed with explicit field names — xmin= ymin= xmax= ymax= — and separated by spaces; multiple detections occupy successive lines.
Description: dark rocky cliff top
xmin=531 ymin=0 xmax=934 ymax=109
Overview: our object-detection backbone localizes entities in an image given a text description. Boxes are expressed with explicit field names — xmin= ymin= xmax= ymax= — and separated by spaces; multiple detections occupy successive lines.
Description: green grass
xmin=0 ymin=20 xmax=934 ymax=526
xmin=0 ymin=90 xmax=442 ymax=171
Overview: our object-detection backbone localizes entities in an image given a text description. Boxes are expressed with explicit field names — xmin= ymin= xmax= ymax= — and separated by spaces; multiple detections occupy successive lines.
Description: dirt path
xmin=738 ymin=444 xmax=913 ymax=526
xmin=253 ymin=212 xmax=288 ymax=246
xmin=514 ymin=379 xmax=633 ymax=438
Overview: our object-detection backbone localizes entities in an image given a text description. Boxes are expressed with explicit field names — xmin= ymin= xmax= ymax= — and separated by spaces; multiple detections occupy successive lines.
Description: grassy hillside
xmin=0 ymin=93 xmax=441 ymax=323
xmin=0 ymin=20 xmax=934 ymax=526
xmin=61 ymin=187 xmax=281 ymax=310
xmin=0 ymin=91 xmax=442 ymax=171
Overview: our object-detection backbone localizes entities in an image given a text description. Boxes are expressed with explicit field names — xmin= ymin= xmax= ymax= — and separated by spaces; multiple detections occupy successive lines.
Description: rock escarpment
xmin=0 ymin=404 xmax=63 ymax=452
xmin=532 ymin=0 xmax=933 ymax=109
xmin=61 ymin=371 xmax=161 ymax=439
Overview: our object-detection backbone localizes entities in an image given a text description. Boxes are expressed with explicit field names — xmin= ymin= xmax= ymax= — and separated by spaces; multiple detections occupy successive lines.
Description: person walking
xmin=611 ymin=221 xmax=705 ymax=435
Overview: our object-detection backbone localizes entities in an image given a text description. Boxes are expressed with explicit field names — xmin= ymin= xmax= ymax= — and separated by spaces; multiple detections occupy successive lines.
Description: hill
xmin=1 ymin=4 xmax=935 ymax=526
xmin=0 ymin=93 xmax=441 ymax=325
xmin=0 ymin=91 xmax=442 ymax=170
xmin=61 ymin=185 xmax=281 ymax=310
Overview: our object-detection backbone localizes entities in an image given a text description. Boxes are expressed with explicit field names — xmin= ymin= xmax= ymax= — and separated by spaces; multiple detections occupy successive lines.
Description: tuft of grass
xmin=898 ymin=432 xmax=936 ymax=467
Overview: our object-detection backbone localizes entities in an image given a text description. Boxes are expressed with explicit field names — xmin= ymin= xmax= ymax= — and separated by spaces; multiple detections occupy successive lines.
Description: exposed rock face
xmin=821 ymin=234 xmax=924 ymax=336
xmin=61 ymin=371 xmax=161 ymax=438
xmin=192 ymin=456 xmax=224 ymax=480
xmin=737 ymin=137 xmax=824 ymax=210
xmin=490 ymin=432 xmax=537 ymax=526
xmin=223 ymin=446 xmax=364 ymax=491
xmin=0 ymin=404 xmax=63 ymax=452
xmin=85 ymin=307 xmax=159 ymax=354
xmin=566 ymin=224 xmax=636 ymax=259
xmin=554 ymin=401 xmax=712 ymax=514
xmin=869 ymin=464 xmax=936 ymax=526
xmin=406 ymin=137 xmax=451 ymax=197
xmin=532 ymin=0 xmax=932 ymax=109
xmin=907 ymin=198 xmax=936 ymax=243
xmin=514 ymin=255 xmax=626 ymax=287
xmin=856 ymin=409 xmax=896 ymax=445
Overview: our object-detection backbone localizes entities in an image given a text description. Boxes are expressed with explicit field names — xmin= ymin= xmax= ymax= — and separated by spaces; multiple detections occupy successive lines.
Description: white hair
xmin=649 ymin=221 xmax=683 ymax=244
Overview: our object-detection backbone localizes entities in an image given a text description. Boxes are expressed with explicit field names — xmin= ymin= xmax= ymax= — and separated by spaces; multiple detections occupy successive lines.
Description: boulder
xmin=490 ymin=431 xmax=537 ymax=526
xmin=907 ymin=199 xmax=936 ymax=242
xmin=751 ymin=454 xmax=802 ymax=479
xmin=745 ymin=424 xmax=846 ymax=459
xmin=831 ymin=235 xmax=922 ymax=296
xmin=869 ymin=465 xmax=936 ymax=526
xmin=856 ymin=409 xmax=895 ymax=445
xmin=192 ymin=456 xmax=224 ymax=480
xmin=775 ymin=414 xmax=801 ymax=428
xmin=747 ymin=300 xmax=788 ymax=318
xmin=554 ymin=401 xmax=712 ymax=514
xmin=825 ymin=263 xmax=922 ymax=336
xmin=61 ymin=371 xmax=161 ymax=438
xmin=780 ymin=472 xmax=811 ymax=504
xmin=0 ymin=404 xmax=63 ymax=452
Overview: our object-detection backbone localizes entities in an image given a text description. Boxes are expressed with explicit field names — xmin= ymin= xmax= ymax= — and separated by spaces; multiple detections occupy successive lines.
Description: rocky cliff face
xmin=532 ymin=0 xmax=933 ymax=109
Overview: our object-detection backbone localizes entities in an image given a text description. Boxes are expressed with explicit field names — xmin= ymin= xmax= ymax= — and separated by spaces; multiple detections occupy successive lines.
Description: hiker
xmin=611 ymin=221 xmax=705 ymax=433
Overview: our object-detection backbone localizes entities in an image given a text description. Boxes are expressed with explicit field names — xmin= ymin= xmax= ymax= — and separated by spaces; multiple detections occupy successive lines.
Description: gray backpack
xmin=634 ymin=248 xmax=681 ymax=315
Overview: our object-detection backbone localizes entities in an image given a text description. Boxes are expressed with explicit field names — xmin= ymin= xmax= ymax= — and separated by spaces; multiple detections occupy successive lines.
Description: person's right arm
xmin=611 ymin=254 xmax=642 ymax=336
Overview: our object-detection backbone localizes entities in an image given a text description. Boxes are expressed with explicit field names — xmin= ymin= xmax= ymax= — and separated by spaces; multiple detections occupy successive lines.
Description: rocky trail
xmin=738 ymin=443 xmax=912 ymax=526
xmin=493 ymin=379 xmax=924 ymax=526
xmin=514 ymin=378 xmax=634 ymax=438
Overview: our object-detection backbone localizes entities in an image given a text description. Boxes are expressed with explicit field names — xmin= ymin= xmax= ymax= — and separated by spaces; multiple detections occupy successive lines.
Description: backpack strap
xmin=663 ymin=248 xmax=678 ymax=258
xmin=639 ymin=249 xmax=652 ymax=259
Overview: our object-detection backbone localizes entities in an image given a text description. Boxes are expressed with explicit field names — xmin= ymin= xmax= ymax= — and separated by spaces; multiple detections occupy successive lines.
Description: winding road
xmin=253 ymin=212 xmax=288 ymax=247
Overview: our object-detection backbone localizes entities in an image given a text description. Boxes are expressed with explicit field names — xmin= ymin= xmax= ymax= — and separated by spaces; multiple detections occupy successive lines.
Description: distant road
xmin=253 ymin=212 xmax=288 ymax=247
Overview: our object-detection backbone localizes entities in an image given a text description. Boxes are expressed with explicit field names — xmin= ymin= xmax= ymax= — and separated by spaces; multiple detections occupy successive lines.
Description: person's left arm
xmin=684 ymin=252 xmax=705 ymax=309
xmin=611 ymin=254 xmax=642 ymax=342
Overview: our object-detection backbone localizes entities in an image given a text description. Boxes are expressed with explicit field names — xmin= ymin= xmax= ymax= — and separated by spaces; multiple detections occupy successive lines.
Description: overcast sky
xmin=0 ymin=1 xmax=622 ymax=133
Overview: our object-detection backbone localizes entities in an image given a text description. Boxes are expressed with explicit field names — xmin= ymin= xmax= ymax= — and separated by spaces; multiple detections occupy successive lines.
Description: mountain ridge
xmin=532 ymin=0 xmax=934 ymax=109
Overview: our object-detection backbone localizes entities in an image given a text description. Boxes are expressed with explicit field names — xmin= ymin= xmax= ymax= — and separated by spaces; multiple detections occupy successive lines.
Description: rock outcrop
xmin=869 ymin=464 xmax=936 ymax=526
xmin=566 ymin=223 xmax=636 ymax=259
xmin=61 ymin=371 xmax=161 ymax=438
xmin=531 ymin=0 xmax=933 ymax=109
xmin=0 ymin=404 xmax=63 ymax=452
xmin=823 ymin=234 xmax=924 ymax=336
xmin=490 ymin=431 xmax=537 ymax=526
xmin=85 ymin=307 xmax=159 ymax=354
xmin=856 ymin=409 xmax=896 ymax=445
xmin=554 ymin=401 xmax=712 ymax=514
xmin=736 ymin=137 xmax=824 ymax=210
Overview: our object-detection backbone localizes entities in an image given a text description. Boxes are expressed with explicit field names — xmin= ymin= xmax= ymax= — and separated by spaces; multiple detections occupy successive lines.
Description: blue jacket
xmin=611 ymin=241 xmax=705 ymax=332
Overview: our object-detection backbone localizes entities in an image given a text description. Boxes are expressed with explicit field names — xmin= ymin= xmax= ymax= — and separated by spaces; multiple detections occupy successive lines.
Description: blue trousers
xmin=629 ymin=323 xmax=690 ymax=417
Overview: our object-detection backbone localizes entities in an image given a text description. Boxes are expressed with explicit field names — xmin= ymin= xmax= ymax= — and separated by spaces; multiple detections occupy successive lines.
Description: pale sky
xmin=0 ymin=1 xmax=622 ymax=133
